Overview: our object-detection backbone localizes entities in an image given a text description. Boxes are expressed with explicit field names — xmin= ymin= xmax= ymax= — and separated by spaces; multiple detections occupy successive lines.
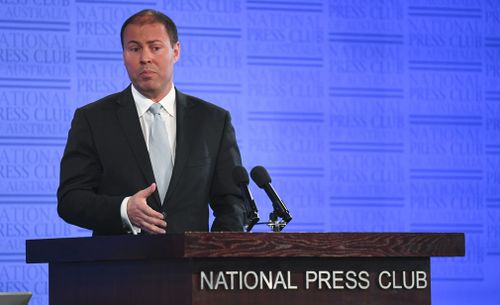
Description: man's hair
xmin=120 ymin=9 xmax=178 ymax=49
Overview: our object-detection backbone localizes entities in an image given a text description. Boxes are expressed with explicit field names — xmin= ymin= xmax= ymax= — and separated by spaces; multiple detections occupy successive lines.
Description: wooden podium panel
xmin=26 ymin=232 xmax=465 ymax=305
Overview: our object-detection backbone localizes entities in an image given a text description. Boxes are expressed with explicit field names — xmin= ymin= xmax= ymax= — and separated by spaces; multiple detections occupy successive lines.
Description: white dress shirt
xmin=120 ymin=84 xmax=177 ymax=234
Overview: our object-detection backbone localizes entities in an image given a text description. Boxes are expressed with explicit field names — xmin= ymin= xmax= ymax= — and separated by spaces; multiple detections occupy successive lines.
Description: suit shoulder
xmin=181 ymin=92 xmax=229 ymax=115
xmin=78 ymin=90 xmax=124 ymax=113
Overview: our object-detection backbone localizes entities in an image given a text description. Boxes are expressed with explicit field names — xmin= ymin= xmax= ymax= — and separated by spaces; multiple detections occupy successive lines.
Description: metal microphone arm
xmin=232 ymin=166 xmax=260 ymax=232
xmin=239 ymin=184 xmax=260 ymax=232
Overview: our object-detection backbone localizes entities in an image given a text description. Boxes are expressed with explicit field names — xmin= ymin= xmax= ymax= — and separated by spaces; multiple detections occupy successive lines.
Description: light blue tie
xmin=148 ymin=103 xmax=173 ymax=204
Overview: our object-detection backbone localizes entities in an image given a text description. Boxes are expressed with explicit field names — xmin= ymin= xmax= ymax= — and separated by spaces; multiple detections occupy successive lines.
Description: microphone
xmin=232 ymin=166 xmax=260 ymax=232
xmin=250 ymin=166 xmax=292 ymax=224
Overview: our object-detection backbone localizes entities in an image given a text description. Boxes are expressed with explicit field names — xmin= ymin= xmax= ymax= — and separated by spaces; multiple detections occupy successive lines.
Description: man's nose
xmin=140 ymin=49 xmax=152 ymax=63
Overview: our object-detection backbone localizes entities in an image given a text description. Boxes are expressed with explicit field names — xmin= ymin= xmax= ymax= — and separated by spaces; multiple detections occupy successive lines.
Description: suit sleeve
xmin=57 ymin=108 xmax=126 ymax=234
xmin=209 ymin=111 xmax=246 ymax=231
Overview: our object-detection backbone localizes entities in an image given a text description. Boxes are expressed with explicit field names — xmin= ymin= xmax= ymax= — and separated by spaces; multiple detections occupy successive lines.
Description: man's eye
xmin=129 ymin=47 xmax=139 ymax=52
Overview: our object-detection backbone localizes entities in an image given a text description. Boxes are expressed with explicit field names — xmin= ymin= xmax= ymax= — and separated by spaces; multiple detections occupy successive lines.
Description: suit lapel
xmin=163 ymin=90 xmax=193 ymax=205
xmin=115 ymin=86 xmax=162 ymax=210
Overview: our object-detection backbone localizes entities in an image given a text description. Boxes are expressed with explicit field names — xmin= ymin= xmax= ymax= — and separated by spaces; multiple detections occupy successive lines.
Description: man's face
xmin=123 ymin=22 xmax=180 ymax=101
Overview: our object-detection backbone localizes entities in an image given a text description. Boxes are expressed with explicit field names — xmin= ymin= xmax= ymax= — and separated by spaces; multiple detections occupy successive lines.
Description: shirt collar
xmin=132 ymin=84 xmax=176 ymax=118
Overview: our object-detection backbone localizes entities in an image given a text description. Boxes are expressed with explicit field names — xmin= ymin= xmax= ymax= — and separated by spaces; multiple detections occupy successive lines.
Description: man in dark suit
xmin=57 ymin=9 xmax=245 ymax=235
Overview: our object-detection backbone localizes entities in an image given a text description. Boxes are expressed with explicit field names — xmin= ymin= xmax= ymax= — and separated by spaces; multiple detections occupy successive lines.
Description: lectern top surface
xmin=0 ymin=292 xmax=32 ymax=305
xmin=25 ymin=232 xmax=465 ymax=263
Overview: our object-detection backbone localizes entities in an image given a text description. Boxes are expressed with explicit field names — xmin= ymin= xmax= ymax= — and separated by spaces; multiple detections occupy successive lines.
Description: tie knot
xmin=149 ymin=103 xmax=162 ymax=115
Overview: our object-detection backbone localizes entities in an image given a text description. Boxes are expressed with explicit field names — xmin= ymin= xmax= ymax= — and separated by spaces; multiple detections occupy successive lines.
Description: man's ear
xmin=173 ymin=41 xmax=180 ymax=63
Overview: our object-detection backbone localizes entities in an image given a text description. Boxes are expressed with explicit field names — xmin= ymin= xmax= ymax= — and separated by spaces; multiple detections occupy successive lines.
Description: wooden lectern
xmin=26 ymin=232 xmax=464 ymax=305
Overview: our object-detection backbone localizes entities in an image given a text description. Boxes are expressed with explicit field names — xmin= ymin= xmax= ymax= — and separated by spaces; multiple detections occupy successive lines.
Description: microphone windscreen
xmin=250 ymin=166 xmax=271 ymax=188
xmin=232 ymin=166 xmax=250 ymax=185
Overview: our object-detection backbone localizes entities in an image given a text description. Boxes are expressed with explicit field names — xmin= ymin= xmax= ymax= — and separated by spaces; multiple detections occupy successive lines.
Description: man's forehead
xmin=123 ymin=23 xmax=170 ymax=42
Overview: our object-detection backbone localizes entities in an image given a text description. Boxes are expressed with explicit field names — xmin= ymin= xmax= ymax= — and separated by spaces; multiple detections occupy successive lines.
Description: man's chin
xmin=134 ymin=84 xmax=164 ymax=100
xmin=135 ymin=84 xmax=153 ymax=93
xmin=135 ymin=80 xmax=157 ymax=90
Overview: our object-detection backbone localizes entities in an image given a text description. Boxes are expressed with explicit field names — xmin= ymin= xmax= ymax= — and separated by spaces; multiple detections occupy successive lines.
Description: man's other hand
xmin=127 ymin=183 xmax=167 ymax=234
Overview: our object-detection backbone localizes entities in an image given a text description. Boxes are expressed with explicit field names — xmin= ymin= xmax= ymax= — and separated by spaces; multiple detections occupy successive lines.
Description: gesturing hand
xmin=127 ymin=183 xmax=167 ymax=234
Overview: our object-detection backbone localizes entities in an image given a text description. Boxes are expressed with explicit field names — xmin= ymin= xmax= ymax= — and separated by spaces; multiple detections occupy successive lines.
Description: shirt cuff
xmin=120 ymin=196 xmax=141 ymax=235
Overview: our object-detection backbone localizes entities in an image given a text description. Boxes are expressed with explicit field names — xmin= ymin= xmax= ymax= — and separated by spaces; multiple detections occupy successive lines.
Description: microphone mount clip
xmin=267 ymin=211 xmax=290 ymax=232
